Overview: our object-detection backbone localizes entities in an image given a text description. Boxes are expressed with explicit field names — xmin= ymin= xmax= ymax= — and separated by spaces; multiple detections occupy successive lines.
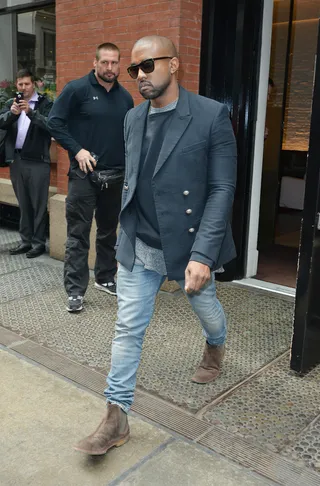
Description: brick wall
xmin=55 ymin=0 xmax=202 ymax=194
xmin=0 ymin=160 xmax=57 ymax=186
xmin=0 ymin=167 xmax=10 ymax=180
xmin=50 ymin=163 xmax=57 ymax=186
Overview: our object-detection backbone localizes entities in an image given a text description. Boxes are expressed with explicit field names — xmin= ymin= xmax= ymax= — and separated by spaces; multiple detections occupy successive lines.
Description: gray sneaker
xmin=66 ymin=295 xmax=84 ymax=312
xmin=94 ymin=281 xmax=117 ymax=296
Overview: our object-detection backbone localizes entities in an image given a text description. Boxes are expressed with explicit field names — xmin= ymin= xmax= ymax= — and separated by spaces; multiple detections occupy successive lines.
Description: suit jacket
xmin=116 ymin=86 xmax=237 ymax=281
xmin=0 ymin=95 xmax=53 ymax=164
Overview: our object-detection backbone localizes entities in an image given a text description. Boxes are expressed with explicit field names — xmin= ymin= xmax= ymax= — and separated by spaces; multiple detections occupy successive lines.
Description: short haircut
xmin=268 ymin=77 xmax=274 ymax=87
xmin=96 ymin=42 xmax=120 ymax=60
xmin=16 ymin=69 xmax=35 ymax=82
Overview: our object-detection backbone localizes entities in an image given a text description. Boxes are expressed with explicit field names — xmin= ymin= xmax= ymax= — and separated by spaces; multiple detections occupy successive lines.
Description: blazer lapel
xmin=153 ymin=87 xmax=192 ymax=177
xmin=129 ymin=101 xmax=149 ymax=185
xmin=122 ymin=101 xmax=148 ymax=209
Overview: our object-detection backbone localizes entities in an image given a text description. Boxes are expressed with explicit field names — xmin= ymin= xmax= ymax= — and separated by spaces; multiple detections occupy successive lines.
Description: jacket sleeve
xmin=0 ymin=101 xmax=20 ymax=129
xmin=190 ymin=104 xmax=237 ymax=265
xmin=47 ymin=83 xmax=82 ymax=157
xmin=189 ymin=251 xmax=214 ymax=268
xmin=27 ymin=99 xmax=53 ymax=132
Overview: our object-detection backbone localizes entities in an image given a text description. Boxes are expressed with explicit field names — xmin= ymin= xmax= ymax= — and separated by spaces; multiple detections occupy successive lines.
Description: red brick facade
xmin=0 ymin=167 xmax=10 ymax=180
xmin=55 ymin=0 xmax=202 ymax=194
xmin=0 ymin=1 xmax=202 ymax=194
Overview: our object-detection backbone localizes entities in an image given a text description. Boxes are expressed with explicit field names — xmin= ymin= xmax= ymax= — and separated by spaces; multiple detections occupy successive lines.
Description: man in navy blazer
xmin=75 ymin=35 xmax=237 ymax=456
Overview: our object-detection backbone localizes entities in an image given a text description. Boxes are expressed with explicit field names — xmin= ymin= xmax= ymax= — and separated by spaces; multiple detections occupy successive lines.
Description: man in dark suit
xmin=0 ymin=69 xmax=53 ymax=258
xmin=75 ymin=36 xmax=237 ymax=455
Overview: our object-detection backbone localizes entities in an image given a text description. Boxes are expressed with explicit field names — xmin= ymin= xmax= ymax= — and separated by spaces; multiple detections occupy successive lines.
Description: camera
xmin=90 ymin=152 xmax=99 ymax=164
xmin=15 ymin=92 xmax=24 ymax=103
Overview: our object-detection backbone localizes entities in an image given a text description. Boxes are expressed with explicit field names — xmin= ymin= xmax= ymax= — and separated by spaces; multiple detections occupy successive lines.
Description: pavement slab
xmin=0 ymin=349 xmax=170 ymax=486
xmin=1 ymin=349 xmax=278 ymax=486
xmin=114 ymin=440 xmax=275 ymax=486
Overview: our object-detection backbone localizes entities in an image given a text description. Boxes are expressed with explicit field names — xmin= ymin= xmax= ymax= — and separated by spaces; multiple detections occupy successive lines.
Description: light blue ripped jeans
xmin=105 ymin=263 xmax=226 ymax=413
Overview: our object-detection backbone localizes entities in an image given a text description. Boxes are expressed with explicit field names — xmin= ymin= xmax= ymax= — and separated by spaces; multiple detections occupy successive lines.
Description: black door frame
xmin=199 ymin=0 xmax=264 ymax=279
xmin=291 ymin=21 xmax=320 ymax=373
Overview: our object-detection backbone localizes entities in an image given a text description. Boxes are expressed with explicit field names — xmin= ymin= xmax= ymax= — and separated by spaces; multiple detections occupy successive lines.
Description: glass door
xmin=291 ymin=20 xmax=320 ymax=373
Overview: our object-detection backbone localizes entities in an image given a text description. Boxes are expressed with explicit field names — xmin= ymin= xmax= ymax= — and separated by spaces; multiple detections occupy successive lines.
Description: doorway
xmin=255 ymin=0 xmax=319 ymax=288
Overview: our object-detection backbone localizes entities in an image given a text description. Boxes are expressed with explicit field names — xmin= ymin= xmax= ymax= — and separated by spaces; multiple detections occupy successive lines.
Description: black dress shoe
xmin=26 ymin=246 xmax=46 ymax=259
xmin=9 ymin=243 xmax=32 ymax=255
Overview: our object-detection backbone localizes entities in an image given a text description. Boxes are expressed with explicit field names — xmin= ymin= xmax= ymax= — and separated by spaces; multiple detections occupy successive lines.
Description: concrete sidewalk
xmin=1 ymin=348 xmax=274 ymax=486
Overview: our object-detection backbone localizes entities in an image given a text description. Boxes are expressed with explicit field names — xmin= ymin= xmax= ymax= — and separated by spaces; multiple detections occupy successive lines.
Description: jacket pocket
xmin=181 ymin=140 xmax=207 ymax=154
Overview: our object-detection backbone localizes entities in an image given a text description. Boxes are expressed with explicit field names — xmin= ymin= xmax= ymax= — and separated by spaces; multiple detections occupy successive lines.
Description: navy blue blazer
xmin=116 ymin=86 xmax=237 ymax=281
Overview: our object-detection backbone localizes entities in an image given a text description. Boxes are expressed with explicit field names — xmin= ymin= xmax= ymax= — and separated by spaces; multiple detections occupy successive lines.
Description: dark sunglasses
xmin=127 ymin=57 xmax=173 ymax=79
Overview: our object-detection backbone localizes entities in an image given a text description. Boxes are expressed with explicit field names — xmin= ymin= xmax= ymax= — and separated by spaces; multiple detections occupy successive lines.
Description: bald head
xmin=130 ymin=35 xmax=179 ymax=105
xmin=133 ymin=36 xmax=178 ymax=58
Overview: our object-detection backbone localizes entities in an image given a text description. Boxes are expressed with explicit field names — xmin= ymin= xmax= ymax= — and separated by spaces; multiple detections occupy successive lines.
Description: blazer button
xmin=124 ymin=184 xmax=128 ymax=190
xmin=183 ymin=190 xmax=189 ymax=196
xmin=186 ymin=209 xmax=192 ymax=214
xmin=188 ymin=227 xmax=195 ymax=233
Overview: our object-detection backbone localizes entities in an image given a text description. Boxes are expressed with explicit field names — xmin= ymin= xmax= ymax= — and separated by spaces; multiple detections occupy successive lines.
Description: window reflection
xmin=17 ymin=6 xmax=56 ymax=99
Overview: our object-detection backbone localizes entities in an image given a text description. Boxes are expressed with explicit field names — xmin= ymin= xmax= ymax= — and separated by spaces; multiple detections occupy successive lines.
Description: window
xmin=0 ymin=4 xmax=56 ymax=108
xmin=17 ymin=6 xmax=56 ymax=99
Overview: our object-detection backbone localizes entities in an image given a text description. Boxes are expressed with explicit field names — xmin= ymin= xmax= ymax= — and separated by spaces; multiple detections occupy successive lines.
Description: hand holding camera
xmin=10 ymin=102 xmax=21 ymax=115
xmin=18 ymin=99 xmax=31 ymax=113
xmin=17 ymin=92 xmax=30 ymax=113
xmin=10 ymin=92 xmax=30 ymax=115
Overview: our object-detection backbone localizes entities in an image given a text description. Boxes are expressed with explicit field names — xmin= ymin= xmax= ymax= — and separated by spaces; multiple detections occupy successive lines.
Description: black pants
xmin=64 ymin=170 xmax=122 ymax=296
xmin=10 ymin=155 xmax=50 ymax=247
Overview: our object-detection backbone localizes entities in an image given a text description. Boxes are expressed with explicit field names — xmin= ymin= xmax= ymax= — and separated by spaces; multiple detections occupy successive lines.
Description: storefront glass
xmin=0 ymin=0 xmax=48 ymax=9
xmin=0 ymin=4 xmax=56 ymax=107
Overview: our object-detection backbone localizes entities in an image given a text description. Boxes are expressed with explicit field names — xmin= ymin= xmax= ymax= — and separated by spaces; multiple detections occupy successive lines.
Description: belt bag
xmin=89 ymin=169 xmax=125 ymax=190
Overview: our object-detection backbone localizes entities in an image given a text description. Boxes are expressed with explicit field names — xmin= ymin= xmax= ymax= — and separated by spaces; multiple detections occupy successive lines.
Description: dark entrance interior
xmin=199 ymin=0 xmax=264 ymax=280
xmin=256 ymin=0 xmax=319 ymax=288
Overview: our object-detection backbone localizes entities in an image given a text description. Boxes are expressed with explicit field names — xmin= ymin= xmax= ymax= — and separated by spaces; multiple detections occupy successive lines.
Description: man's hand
xmin=75 ymin=149 xmax=97 ymax=173
xmin=18 ymin=99 xmax=31 ymax=113
xmin=10 ymin=102 xmax=21 ymax=115
xmin=185 ymin=261 xmax=211 ymax=294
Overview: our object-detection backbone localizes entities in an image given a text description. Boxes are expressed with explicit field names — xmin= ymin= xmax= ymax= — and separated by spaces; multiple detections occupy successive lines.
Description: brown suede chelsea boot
xmin=191 ymin=343 xmax=225 ymax=384
xmin=74 ymin=403 xmax=130 ymax=455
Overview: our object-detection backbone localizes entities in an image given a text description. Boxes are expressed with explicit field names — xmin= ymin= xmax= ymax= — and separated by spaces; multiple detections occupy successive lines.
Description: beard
xmin=97 ymin=71 xmax=119 ymax=84
xmin=139 ymin=78 xmax=171 ymax=100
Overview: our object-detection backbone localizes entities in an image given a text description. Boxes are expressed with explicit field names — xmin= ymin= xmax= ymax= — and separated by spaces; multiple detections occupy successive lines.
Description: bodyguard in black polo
xmin=47 ymin=43 xmax=133 ymax=312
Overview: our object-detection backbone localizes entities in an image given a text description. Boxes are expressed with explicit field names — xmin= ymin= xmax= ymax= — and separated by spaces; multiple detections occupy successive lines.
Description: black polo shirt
xmin=48 ymin=70 xmax=134 ymax=169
